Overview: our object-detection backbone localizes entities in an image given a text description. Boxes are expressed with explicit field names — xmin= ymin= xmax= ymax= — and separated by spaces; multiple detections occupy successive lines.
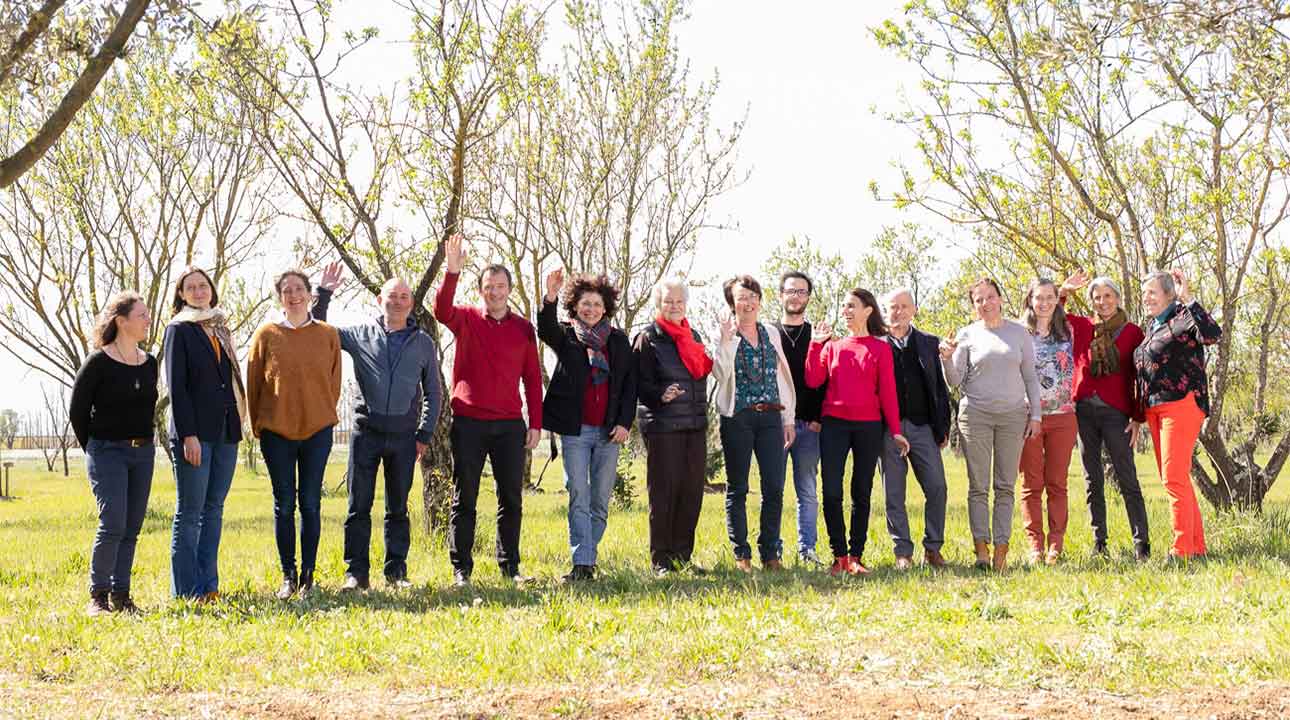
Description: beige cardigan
xmin=712 ymin=321 xmax=796 ymax=426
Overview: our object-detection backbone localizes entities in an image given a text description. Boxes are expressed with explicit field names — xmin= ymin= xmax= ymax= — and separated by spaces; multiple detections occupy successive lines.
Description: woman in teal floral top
xmin=712 ymin=275 xmax=797 ymax=571
xmin=1018 ymin=279 xmax=1079 ymax=565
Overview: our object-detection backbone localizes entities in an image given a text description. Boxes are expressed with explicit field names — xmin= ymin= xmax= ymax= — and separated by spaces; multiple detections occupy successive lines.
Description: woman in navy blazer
xmin=164 ymin=267 xmax=247 ymax=601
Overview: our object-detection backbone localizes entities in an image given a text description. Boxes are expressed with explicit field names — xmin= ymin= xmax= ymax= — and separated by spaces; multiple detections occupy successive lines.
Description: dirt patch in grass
xmin=2 ymin=674 xmax=1287 ymax=719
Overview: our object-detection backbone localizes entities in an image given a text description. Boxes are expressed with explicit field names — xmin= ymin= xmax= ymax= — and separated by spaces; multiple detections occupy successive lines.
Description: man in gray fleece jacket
xmin=314 ymin=264 xmax=442 ymax=590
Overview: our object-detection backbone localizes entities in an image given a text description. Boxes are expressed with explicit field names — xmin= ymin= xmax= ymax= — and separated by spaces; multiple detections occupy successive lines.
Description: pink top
xmin=805 ymin=335 xmax=901 ymax=436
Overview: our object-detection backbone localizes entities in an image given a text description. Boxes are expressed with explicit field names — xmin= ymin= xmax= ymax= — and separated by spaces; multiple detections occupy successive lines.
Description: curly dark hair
xmin=561 ymin=273 xmax=620 ymax=321
xmin=273 ymin=269 xmax=312 ymax=295
xmin=93 ymin=291 xmax=145 ymax=348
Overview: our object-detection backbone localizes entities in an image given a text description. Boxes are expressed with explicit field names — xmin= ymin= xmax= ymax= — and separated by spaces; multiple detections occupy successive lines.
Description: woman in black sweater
xmin=68 ymin=291 xmax=159 ymax=616
xmin=538 ymin=269 xmax=636 ymax=583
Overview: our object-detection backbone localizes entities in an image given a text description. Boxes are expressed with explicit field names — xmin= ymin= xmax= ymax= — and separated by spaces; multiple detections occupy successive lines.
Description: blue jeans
xmin=560 ymin=424 xmax=621 ymax=566
xmin=85 ymin=439 xmax=155 ymax=592
xmin=261 ymin=427 xmax=333 ymax=576
xmin=169 ymin=440 xmax=238 ymax=597
xmin=785 ymin=420 xmax=820 ymax=555
xmin=344 ymin=427 xmax=418 ymax=581
xmin=720 ymin=408 xmax=788 ymax=562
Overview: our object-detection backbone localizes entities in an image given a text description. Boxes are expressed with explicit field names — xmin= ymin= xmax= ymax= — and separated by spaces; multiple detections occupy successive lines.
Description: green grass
xmin=1 ymin=447 xmax=1288 ymax=703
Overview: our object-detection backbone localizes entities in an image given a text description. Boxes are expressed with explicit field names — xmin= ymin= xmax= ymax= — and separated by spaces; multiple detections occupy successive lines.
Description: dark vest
xmin=635 ymin=324 xmax=709 ymax=434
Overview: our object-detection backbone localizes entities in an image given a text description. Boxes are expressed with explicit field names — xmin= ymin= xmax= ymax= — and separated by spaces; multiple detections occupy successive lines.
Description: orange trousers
xmin=1144 ymin=392 xmax=1207 ymax=558
xmin=1019 ymin=412 xmax=1078 ymax=554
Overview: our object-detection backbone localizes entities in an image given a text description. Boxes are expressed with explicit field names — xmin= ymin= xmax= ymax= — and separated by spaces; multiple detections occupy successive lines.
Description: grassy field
xmin=1 ymin=446 xmax=1289 ymax=718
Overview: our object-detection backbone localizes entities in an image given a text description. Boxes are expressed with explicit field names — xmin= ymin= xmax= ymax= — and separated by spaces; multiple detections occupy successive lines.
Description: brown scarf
xmin=1089 ymin=308 xmax=1127 ymax=377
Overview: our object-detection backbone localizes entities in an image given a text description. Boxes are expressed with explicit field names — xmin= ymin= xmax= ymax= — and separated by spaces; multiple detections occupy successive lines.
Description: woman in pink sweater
xmin=806 ymin=288 xmax=909 ymax=576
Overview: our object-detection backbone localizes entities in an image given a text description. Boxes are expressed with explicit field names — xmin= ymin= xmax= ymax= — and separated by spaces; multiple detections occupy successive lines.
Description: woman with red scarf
xmin=632 ymin=275 xmax=714 ymax=576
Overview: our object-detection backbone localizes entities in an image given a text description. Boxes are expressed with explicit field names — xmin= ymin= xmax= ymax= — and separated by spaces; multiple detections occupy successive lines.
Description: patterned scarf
xmin=573 ymin=318 xmax=612 ymax=385
xmin=1089 ymin=308 xmax=1127 ymax=377
xmin=169 ymin=306 xmax=248 ymax=430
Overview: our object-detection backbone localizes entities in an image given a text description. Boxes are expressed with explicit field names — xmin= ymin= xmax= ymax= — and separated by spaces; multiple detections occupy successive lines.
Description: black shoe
xmin=973 ymin=560 xmax=991 ymax=572
xmin=653 ymin=565 xmax=671 ymax=578
xmin=1092 ymin=543 xmax=1110 ymax=559
xmin=87 ymin=589 xmax=111 ymax=617
xmin=1134 ymin=547 xmax=1151 ymax=563
xmin=276 ymin=571 xmax=298 ymax=600
xmin=109 ymin=590 xmax=139 ymax=614
xmin=298 ymin=569 xmax=315 ymax=597
xmin=452 ymin=570 xmax=471 ymax=588
xmin=561 ymin=565 xmax=596 ymax=584
xmin=340 ymin=574 xmax=370 ymax=593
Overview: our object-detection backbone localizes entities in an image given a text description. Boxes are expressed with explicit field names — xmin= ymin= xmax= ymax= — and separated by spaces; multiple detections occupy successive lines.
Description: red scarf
xmin=655 ymin=316 xmax=713 ymax=380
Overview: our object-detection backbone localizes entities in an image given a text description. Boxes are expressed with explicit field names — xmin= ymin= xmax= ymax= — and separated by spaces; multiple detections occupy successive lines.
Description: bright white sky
xmin=4 ymin=1 xmax=934 ymax=413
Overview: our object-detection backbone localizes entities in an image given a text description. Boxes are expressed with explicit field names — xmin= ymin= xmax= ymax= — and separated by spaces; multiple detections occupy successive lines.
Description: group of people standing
xmin=68 ymin=232 xmax=1222 ymax=614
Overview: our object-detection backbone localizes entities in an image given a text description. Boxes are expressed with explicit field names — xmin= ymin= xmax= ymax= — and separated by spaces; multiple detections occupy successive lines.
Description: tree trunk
xmin=418 ymin=318 xmax=455 ymax=537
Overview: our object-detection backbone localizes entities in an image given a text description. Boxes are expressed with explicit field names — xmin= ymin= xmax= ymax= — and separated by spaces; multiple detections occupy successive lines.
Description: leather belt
xmin=125 ymin=438 xmax=152 ymax=448
xmin=749 ymin=403 xmax=785 ymax=413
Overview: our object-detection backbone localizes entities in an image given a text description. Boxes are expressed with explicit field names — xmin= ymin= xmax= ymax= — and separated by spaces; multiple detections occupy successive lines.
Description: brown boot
xmin=973 ymin=540 xmax=991 ymax=571
xmin=992 ymin=543 xmax=1009 ymax=572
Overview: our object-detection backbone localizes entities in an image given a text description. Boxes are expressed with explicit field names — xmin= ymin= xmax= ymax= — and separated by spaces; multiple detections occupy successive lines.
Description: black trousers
xmin=448 ymin=416 xmax=527 ymax=576
xmin=819 ymin=417 xmax=884 ymax=561
xmin=644 ymin=429 xmax=707 ymax=570
xmin=1076 ymin=397 xmax=1150 ymax=554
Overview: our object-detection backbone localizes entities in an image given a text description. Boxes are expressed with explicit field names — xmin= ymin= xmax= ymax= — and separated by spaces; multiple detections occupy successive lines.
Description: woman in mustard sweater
xmin=247 ymin=269 xmax=342 ymax=599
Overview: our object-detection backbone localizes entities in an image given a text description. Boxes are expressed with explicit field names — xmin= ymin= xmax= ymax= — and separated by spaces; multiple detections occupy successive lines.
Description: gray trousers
xmin=959 ymin=404 xmax=1029 ymax=545
xmin=881 ymin=420 xmax=947 ymax=557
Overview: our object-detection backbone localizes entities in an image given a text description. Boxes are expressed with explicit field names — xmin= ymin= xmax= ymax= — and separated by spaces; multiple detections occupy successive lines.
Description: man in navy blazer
xmin=879 ymin=288 xmax=952 ymax=570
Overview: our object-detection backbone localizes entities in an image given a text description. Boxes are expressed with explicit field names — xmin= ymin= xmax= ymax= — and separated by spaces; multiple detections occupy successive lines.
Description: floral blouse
xmin=1032 ymin=332 xmax=1075 ymax=415
xmin=1133 ymin=301 xmax=1222 ymax=415
xmin=734 ymin=323 xmax=781 ymax=412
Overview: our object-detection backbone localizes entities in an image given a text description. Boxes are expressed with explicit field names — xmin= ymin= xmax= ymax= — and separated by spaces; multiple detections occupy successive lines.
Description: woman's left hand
xmin=1024 ymin=419 xmax=1042 ymax=440
xmin=609 ymin=425 xmax=630 ymax=444
xmin=783 ymin=423 xmax=796 ymax=450
xmin=892 ymin=434 xmax=911 ymax=457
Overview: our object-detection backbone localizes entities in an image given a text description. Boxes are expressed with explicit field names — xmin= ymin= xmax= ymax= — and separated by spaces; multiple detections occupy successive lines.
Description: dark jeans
xmin=448 ymin=416 xmax=526 ymax=577
xmin=644 ymin=429 xmax=707 ymax=570
xmin=261 ymin=427 xmax=334 ymax=577
xmin=720 ymin=408 xmax=788 ymax=562
xmin=819 ymin=417 xmax=884 ymax=561
xmin=169 ymin=439 xmax=238 ymax=597
xmin=1076 ymin=397 xmax=1150 ymax=554
xmin=344 ymin=427 xmax=418 ymax=581
xmin=880 ymin=419 xmax=947 ymax=557
xmin=85 ymin=439 xmax=155 ymax=592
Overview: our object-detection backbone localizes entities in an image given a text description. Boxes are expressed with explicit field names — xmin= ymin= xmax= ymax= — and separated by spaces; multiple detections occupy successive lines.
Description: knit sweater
xmin=246 ymin=321 xmax=342 ymax=440
xmin=943 ymin=319 xmax=1042 ymax=421
xmin=804 ymin=335 xmax=902 ymax=437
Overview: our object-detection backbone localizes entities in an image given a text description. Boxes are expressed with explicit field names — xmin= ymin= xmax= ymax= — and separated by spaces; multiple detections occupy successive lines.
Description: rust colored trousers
xmin=1019 ymin=412 xmax=1078 ymax=554
xmin=1145 ymin=392 xmax=1208 ymax=558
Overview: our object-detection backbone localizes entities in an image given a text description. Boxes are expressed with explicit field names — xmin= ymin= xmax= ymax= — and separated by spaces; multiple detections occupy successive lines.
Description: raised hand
xmin=811 ymin=321 xmax=833 ymax=344
xmin=544 ymin=268 xmax=564 ymax=301
xmin=1060 ymin=268 xmax=1089 ymax=296
xmin=938 ymin=337 xmax=958 ymax=361
xmin=445 ymin=233 xmax=467 ymax=274
xmin=719 ymin=313 xmax=737 ymax=342
xmin=1171 ymin=268 xmax=1191 ymax=303
xmin=319 ymin=261 xmax=345 ymax=292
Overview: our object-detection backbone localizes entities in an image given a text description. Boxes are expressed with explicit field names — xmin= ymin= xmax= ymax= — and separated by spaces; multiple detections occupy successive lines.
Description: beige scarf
xmin=169 ymin=307 xmax=249 ymax=431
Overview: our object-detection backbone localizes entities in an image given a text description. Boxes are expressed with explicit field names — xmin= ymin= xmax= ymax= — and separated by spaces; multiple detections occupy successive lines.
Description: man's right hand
xmin=445 ymin=233 xmax=466 ymax=274
xmin=182 ymin=436 xmax=202 ymax=467
xmin=319 ymin=261 xmax=345 ymax=292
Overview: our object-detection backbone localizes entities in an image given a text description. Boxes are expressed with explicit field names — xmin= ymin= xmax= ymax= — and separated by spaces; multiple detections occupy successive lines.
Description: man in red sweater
xmin=436 ymin=233 xmax=543 ymax=586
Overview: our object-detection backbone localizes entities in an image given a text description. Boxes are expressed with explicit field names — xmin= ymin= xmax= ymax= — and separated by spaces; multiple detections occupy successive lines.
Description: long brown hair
xmin=849 ymin=288 xmax=888 ymax=337
xmin=1022 ymin=278 xmax=1070 ymax=341
xmin=93 ymin=291 xmax=145 ymax=348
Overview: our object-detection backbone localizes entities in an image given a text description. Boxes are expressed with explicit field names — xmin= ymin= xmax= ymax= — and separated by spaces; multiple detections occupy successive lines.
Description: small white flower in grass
xmin=22 ymin=634 xmax=39 ymax=644
xmin=472 ymin=597 xmax=482 ymax=607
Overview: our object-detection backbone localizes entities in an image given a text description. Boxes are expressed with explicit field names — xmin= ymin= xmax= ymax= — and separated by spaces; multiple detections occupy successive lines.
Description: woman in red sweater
xmin=806 ymin=288 xmax=909 ymax=576
xmin=1059 ymin=271 xmax=1150 ymax=561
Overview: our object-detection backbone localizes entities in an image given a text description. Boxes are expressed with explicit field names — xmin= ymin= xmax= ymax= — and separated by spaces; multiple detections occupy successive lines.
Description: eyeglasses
xmin=781 ymin=289 xmax=810 ymax=297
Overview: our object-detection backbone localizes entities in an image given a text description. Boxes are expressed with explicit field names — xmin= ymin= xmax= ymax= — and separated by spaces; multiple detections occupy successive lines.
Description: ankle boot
xmin=992 ymin=542 xmax=1009 ymax=572
xmin=86 ymin=589 xmax=111 ymax=617
xmin=973 ymin=540 xmax=991 ymax=570
xmin=276 ymin=569 xmax=298 ymax=600
xmin=298 ymin=569 xmax=315 ymax=597
xmin=109 ymin=590 xmax=140 ymax=614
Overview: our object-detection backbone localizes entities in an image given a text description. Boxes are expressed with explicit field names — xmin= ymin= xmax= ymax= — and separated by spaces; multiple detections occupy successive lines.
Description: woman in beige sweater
xmin=246 ymin=269 xmax=341 ymax=599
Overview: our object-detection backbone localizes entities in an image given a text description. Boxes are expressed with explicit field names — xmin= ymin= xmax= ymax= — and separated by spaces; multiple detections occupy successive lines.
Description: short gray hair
xmin=652 ymin=275 xmax=690 ymax=309
xmin=1142 ymin=271 xmax=1176 ymax=298
xmin=1087 ymin=276 xmax=1121 ymax=303
xmin=882 ymin=287 xmax=917 ymax=306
